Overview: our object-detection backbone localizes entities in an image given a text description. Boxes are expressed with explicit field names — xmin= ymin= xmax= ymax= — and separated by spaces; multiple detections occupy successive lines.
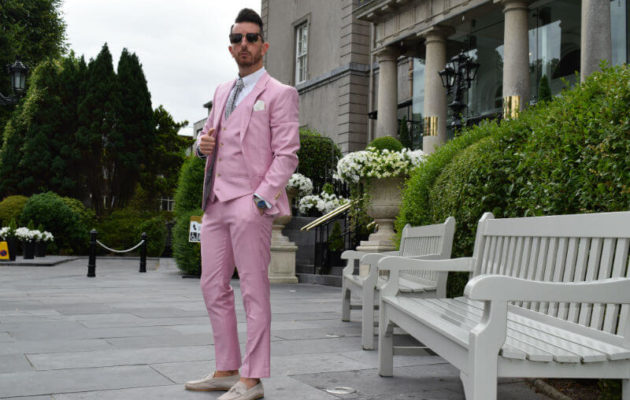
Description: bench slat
xmin=568 ymin=238 xmax=590 ymax=323
xmin=578 ymin=238 xmax=603 ymax=326
xmin=591 ymin=238 xmax=617 ymax=330
xmin=604 ymin=239 xmax=630 ymax=334
xmin=443 ymin=299 xmax=597 ymax=363
xmin=422 ymin=299 xmax=557 ymax=362
xmin=558 ymin=238 xmax=579 ymax=320
xmin=453 ymin=298 xmax=630 ymax=362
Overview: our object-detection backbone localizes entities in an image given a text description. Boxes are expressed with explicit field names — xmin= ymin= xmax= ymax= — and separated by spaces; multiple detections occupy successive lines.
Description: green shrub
xmin=397 ymin=64 xmax=630 ymax=297
xmin=97 ymin=208 xmax=142 ymax=254
xmin=62 ymin=197 xmax=96 ymax=232
xmin=20 ymin=192 xmax=88 ymax=254
xmin=297 ymin=128 xmax=341 ymax=191
xmin=172 ymin=208 xmax=202 ymax=275
xmin=174 ymin=156 xmax=205 ymax=217
xmin=138 ymin=215 xmax=167 ymax=257
xmin=367 ymin=136 xmax=403 ymax=152
xmin=97 ymin=208 xmax=167 ymax=257
xmin=0 ymin=195 xmax=28 ymax=225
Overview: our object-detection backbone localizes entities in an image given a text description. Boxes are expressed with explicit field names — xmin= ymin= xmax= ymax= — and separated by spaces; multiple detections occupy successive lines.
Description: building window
xmin=295 ymin=22 xmax=308 ymax=84
xmin=161 ymin=198 xmax=175 ymax=212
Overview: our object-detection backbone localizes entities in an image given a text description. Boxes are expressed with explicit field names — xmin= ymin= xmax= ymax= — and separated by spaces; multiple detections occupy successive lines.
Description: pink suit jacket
xmin=199 ymin=72 xmax=300 ymax=217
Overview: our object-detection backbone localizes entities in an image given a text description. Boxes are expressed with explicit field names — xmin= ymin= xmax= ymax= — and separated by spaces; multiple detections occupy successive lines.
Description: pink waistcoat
xmin=209 ymin=101 xmax=252 ymax=203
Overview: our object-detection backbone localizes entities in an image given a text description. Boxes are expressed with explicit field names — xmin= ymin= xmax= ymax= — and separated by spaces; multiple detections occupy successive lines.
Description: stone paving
xmin=0 ymin=258 xmax=548 ymax=399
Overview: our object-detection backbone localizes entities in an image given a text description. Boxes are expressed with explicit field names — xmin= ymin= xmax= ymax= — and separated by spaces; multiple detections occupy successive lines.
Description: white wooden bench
xmin=378 ymin=211 xmax=630 ymax=400
xmin=341 ymin=217 xmax=455 ymax=349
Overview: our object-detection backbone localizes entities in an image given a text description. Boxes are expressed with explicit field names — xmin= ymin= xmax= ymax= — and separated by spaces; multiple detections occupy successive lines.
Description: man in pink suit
xmin=184 ymin=8 xmax=299 ymax=400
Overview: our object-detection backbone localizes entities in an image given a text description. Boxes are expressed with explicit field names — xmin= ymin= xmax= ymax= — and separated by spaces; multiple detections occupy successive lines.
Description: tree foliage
xmin=76 ymin=43 xmax=121 ymax=214
xmin=109 ymin=49 xmax=155 ymax=209
xmin=0 ymin=0 xmax=67 ymax=137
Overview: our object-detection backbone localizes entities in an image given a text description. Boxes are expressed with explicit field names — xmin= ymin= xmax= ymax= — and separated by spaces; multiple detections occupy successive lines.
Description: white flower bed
xmin=0 ymin=227 xmax=12 ymax=240
xmin=42 ymin=231 xmax=54 ymax=242
xmin=336 ymin=148 xmax=425 ymax=184
xmin=299 ymin=192 xmax=348 ymax=215
xmin=286 ymin=173 xmax=313 ymax=197
xmin=8 ymin=227 xmax=54 ymax=242
xmin=15 ymin=227 xmax=37 ymax=242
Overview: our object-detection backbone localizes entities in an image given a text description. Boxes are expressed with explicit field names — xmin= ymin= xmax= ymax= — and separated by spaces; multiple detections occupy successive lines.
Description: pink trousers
xmin=200 ymin=195 xmax=273 ymax=378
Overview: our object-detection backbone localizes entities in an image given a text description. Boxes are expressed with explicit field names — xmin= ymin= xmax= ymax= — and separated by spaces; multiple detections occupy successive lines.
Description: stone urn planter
xmin=357 ymin=176 xmax=403 ymax=252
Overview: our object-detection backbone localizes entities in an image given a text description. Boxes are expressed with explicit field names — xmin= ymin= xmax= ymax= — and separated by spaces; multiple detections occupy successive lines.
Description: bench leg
xmin=378 ymin=303 xmax=394 ymax=377
xmin=341 ymin=280 xmax=351 ymax=322
xmin=623 ymin=379 xmax=630 ymax=400
xmin=361 ymin=285 xmax=375 ymax=350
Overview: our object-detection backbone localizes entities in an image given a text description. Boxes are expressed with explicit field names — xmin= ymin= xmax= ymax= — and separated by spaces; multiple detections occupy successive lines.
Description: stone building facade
xmin=263 ymin=0 xmax=628 ymax=154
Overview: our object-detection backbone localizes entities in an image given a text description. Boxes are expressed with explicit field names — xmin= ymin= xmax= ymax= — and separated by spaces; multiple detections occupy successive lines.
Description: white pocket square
xmin=253 ymin=100 xmax=265 ymax=111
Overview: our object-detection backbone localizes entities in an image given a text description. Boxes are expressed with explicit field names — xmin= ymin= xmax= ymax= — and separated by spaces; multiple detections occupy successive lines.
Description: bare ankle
xmin=239 ymin=377 xmax=260 ymax=388
xmin=214 ymin=370 xmax=239 ymax=377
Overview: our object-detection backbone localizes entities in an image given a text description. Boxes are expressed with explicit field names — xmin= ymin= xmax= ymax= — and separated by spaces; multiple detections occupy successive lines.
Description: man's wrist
xmin=253 ymin=194 xmax=271 ymax=209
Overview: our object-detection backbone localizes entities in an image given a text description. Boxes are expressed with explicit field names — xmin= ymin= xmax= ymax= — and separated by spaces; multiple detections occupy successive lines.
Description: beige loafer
xmin=184 ymin=372 xmax=240 ymax=391
xmin=218 ymin=381 xmax=264 ymax=400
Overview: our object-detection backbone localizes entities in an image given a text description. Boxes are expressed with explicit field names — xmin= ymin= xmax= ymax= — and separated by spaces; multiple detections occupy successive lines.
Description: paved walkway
xmin=0 ymin=258 xmax=547 ymax=399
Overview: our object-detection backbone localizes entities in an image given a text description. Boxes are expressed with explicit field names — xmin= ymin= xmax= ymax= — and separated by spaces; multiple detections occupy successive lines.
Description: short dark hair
xmin=230 ymin=8 xmax=264 ymax=41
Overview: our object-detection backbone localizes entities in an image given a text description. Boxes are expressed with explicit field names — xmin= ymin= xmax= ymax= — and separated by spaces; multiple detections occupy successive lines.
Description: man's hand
xmin=199 ymin=128 xmax=216 ymax=155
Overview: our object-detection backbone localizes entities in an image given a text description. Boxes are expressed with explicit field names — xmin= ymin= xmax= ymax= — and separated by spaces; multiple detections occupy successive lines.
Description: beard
xmin=235 ymin=49 xmax=263 ymax=68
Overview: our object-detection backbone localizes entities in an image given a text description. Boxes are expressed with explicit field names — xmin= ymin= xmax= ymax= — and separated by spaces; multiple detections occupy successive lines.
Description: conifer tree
xmin=111 ymin=49 xmax=154 ymax=208
xmin=76 ymin=43 xmax=120 ymax=214
xmin=139 ymin=105 xmax=190 ymax=207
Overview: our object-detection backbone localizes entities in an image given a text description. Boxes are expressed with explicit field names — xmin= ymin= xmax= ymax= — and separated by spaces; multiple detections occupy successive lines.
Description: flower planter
xmin=357 ymin=176 xmax=403 ymax=252
xmin=22 ymin=241 xmax=35 ymax=259
xmin=35 ymin=242 xmax=48 ymax=257
xmin=6 ymin=237 xmax=17 ymax=261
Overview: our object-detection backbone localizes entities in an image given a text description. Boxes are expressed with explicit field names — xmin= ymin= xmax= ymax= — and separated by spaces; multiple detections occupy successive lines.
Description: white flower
xmin=336 ymin=148 xmax=425 ymax=184
xmin=42 ymin=231 xmax=54 ymax=242
xmin=15 ymin=227 xmax=37 ymax=242
xmin=298 ymin=192 xmax=349 ymax=215
xmin=287 ymin=173 xmax=313 ymax=197
xmin=0 ymin=227 xmax=12 ymax=240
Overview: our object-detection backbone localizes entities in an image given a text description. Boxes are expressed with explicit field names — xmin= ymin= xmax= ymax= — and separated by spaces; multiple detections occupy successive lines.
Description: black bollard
xmin=87 ymin=229 xmax=97 ymax=277
xmin=139 ymin=232 xmax=147 ymax=273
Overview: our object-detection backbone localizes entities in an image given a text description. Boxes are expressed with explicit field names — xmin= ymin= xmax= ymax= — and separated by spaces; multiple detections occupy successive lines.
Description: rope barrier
xmin=87 ymin=230 xmax=148 ymax=277
xmin=96 ymin=239 xmax=145 ymax=254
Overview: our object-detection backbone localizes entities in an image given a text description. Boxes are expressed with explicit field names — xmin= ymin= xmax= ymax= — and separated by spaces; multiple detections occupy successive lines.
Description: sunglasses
xmin=229 ymin=33 xmax=263 ymax=44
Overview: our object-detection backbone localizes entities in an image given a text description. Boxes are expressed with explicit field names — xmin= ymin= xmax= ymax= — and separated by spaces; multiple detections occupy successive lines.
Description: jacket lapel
xmin=239 ymin=72 xmax=270 ymax=144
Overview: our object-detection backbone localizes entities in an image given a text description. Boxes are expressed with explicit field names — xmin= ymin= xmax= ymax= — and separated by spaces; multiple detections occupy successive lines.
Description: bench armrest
xmin=379 ymin=256 xmax=474 ymax=296
xmin=465 ymin=275 xmax=630 ymax=304
xmin=379 ymin=256 xmax=474 ymax=273
xmin=340 ymin=250 xmax=398 ymax=276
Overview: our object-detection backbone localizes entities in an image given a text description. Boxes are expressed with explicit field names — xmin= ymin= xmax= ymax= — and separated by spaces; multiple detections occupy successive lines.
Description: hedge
xmin=397 ymin=64 xmax=630 ymax=298
xmin=172 ymin=208 xmax=202 ymax=275
xmin=0 ymin=195 xmax=28 ymax=225
xmin=97 ymin=208 xmax=167 ymax=257
xmin=172 ymin=155 xmax=204 ymax=274
xmin=296 ymin=128 xmax=341 ymax=191
xmin=174 ymin=156 xmax=204 ymax=217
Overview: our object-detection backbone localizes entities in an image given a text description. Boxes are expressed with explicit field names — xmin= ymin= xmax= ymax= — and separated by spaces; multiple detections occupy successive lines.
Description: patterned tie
xmin=225 ymin=78 xmax=244 ymax=119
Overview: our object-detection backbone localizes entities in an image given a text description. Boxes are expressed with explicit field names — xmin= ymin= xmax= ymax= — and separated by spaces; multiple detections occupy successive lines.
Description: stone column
xmin=375 ymin=47 xmax=400 ymax=138
xmin=581 ymin=0 xmax=612 ymax=82
xmin=501 ymin=0 xmax=530 ymax=114
xmin=420 ymin=27 xmax=450 ymax=154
